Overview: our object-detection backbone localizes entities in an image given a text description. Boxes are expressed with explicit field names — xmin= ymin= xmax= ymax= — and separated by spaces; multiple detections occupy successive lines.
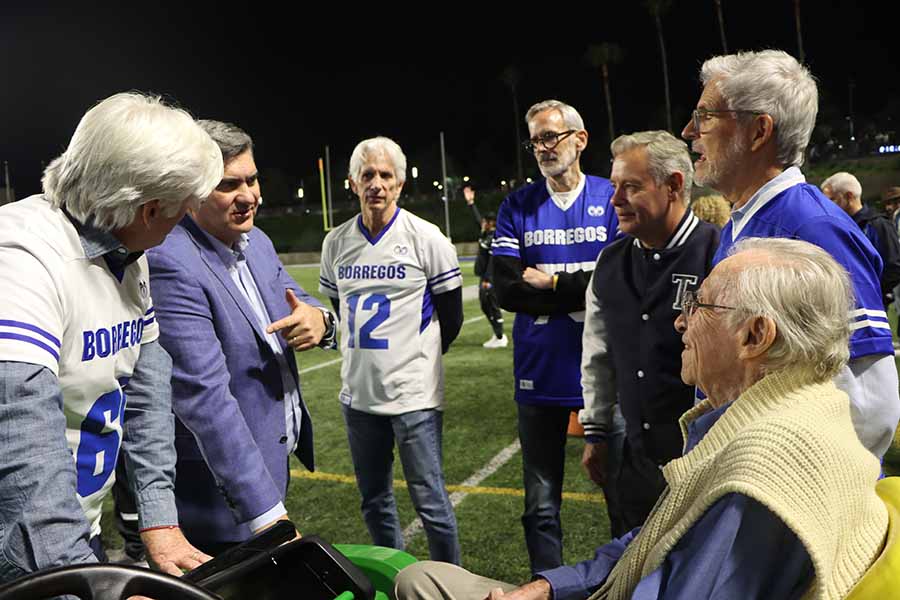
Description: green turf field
xmin=102 ymin=264 xmax=900 ymax=585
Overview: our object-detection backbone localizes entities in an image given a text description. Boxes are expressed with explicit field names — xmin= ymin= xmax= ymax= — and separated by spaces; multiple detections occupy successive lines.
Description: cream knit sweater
xmin=590 ymin=368 xmax=887 ymax=600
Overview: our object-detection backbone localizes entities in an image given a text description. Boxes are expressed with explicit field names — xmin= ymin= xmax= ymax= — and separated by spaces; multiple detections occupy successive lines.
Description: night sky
xmin=1 ymin=1 xmax=897 ymax=198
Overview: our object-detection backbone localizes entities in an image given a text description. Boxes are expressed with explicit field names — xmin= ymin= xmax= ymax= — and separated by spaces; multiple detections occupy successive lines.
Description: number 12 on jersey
xmin=346 ymin=293 xmax=391 ymax=349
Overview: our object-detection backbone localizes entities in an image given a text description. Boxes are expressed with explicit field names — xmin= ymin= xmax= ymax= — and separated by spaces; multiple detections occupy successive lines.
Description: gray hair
xmin=525 ymin=99 xmax=585 ymax=131
xmin=821 ymin=171 xmax=862 ymax=199
xmin=610 ymin=130 xmax=694 ymax=201
xmin=700 ymin=50 xmax=818 ymax=168
xmin=348 ymin=136 xmax=407 ymax=185
xmin=42 ymin=92 xmax=222 ymax=231
xmin=198 ymin=120 xmax=253 ymax=162
xmin=721 ymin=237 xmax=852 ymax=380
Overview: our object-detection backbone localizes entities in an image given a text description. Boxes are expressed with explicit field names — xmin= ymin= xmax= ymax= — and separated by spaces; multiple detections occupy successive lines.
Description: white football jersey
xmin=0 ymin=195 xmax=158 ymax=536
xmin=319 ymin=208 xmax=461 ymax=415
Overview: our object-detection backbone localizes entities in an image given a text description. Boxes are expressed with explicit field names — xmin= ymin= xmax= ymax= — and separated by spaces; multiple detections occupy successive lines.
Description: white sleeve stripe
xmin=0 ymin=319 xmax=61 ymax=348
xmin=0 ymin=332 xmax=61 ymax=361
xmin=492 ymin=241 xmax=519 ymax=250
xmin=849 ymin=320 xmax=892 ymax=331
xmin=493 ymin=236 xmax=518 ymax=244
xmin=850 ymin=308 xmax=889 ymax=319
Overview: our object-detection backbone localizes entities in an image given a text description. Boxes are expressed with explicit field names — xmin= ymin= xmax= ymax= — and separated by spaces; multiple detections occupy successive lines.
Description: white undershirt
xmin=546 ymin=173 xmax=585 ymax=211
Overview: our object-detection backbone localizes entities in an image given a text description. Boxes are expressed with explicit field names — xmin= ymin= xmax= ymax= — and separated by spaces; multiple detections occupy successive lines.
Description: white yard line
xmin=402 ymin=440 xmax=521 ymax=542
xmin=298 ymin=357 xmax=343 ymax=374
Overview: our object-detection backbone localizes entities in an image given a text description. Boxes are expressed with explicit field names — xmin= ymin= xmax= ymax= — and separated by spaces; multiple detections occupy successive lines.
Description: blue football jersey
xmin=715 ymin=170 xmax=892 ymax=359
xmin=492 ymin=176 xmax=618 ymax=406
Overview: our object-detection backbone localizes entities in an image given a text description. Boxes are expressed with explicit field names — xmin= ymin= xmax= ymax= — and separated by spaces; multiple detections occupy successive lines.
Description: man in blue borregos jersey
xmin=491 ymin=99 xmax=620 ymax=574
xmin=682 ymin=49 xmax=900 ymax=458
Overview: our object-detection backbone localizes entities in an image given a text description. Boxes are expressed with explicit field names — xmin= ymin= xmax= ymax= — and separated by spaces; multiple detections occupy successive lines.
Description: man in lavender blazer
xmin=146 ymin=121 xmax=336 ymax=554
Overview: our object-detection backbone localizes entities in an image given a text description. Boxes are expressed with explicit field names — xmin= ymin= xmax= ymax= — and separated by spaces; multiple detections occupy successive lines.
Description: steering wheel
xmin=0 ymin=563 xmax=222 ymax=600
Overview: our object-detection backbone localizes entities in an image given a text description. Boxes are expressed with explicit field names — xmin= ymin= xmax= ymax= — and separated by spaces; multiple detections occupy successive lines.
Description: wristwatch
xmin=318 ymin=308 xmax=337 ymax=348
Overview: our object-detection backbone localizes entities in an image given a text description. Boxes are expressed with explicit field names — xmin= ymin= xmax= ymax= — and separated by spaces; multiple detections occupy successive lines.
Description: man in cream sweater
xmin=395 ymin=237 xmax=888 ymax=600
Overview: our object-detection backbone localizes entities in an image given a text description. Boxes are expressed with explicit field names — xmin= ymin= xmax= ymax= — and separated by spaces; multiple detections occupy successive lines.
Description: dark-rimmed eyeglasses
xmin=691 ymin=108 xmax=765 ymax=133
xmin=680 ymin=289 xmax=737 ymax=317
xmin=523 ymin=130 xmax=576 ymax=153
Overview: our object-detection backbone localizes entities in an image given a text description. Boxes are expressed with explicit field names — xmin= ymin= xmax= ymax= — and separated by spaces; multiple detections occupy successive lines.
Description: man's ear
xmin=140 ymin=199 xmax=162 ymax=227
xmin=750 ymin=114 xmax=776 ymax=153
xmin=575 ymin=130 xmax=589 ymax=153
xmin=739 ymin=315 xmax=776 ymax=360
xmin=667 ymin=171 xmax=686 ymax=201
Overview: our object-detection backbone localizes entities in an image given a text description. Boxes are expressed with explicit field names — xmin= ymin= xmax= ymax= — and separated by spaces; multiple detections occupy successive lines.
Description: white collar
xmin=731 ymin=166 xmax=806 ymax=240
xmin=546 ymin=173 xmax=586 ymax=211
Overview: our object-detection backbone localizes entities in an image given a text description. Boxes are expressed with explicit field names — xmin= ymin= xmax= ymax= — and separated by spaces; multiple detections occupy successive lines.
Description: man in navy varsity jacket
xmin=681 ymin=49 xmax=900 ymax=458
xmin=579 ymin=131 xmax=719 ymax=537
xmin=491 ymin=99 xmax=620 ymax=574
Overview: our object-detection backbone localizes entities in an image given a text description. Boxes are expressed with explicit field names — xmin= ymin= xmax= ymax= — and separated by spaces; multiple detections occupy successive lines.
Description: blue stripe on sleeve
xmin=429 ymin=272 xmax=462 ymax=287
xmin=428 ymin=268 xmax=461 ymax=282
xmin=319 ymin=276 xmax=338 ymax=291
xmin=143 ymin=317 xmax=156 ymax=326
xmin=0 ymin=320 xmax=61 ymax=348
xmin=144 ymin=307 xmax=155 ymax=316
xmin=0 ymin=332 xmax=61 ymax=361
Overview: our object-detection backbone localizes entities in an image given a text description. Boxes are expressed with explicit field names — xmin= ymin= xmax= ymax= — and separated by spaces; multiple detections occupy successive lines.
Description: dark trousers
xmin=112 ymin=459 xmax=145 ymax=560
xmin=611 ymin=438 xmax=668 ymax=536
xmin=478 ymin=283 xmax=504 ymax=339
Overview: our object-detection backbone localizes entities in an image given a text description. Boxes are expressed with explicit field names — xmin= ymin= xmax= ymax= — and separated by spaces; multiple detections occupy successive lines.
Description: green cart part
xmin=335 ymin=544 xmax=418 ymax=598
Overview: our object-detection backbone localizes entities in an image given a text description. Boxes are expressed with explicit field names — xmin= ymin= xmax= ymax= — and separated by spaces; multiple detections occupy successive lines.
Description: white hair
xmin=348 ymin=136 xmax=407 ymax=184
xmin=42 ymin=92 xmax=223 ymax=231
xmin=610 ymin=130 xmax=694 ymax=201
xmin=701 ymin=50 xmax=818 ymax=168
xmin=721 ymin=237 xmax=852 ymax=380
xmin=821 ymin=171 xmax=862 ymax=199
xmin=525 ymin=99 xmax=585 ymax=131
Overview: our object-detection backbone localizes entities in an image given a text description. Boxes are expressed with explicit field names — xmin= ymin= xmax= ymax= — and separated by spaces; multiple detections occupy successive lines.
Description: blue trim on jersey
xmin=319 ymin=276 xmax=338 ymax=291
xmin=0 ymin=332 xmax=61 ymax=361
xmin=715 ymin=180 xmax=893 ymax=358
xmin=357 ymin=207 xmax=403 ymax=245
xmin=144 ymin=307 xmax=154 ymax=316
xmin=143 ymin=317 xmax=156 ymax=326
xmin=0 ymin=319 xmax=62 ymax=348
xmin=428 ymin=269 xmax=462 ymax=286
xmin=420 ymin=285 xmax=434 ymax=334
xmin=428 ymin=267 xmax=461 ymax=282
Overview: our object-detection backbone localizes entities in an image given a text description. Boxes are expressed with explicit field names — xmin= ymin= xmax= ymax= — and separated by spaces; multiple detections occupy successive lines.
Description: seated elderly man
xmin=395 ymin=237 xmax=888 ymax=600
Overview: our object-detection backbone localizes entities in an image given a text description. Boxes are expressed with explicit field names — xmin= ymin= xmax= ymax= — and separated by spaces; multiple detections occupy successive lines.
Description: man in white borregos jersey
xmin=319 ymin=136 xmax=463 ymax=564
xmin=0 ymin=92 xmax=222 ymax=582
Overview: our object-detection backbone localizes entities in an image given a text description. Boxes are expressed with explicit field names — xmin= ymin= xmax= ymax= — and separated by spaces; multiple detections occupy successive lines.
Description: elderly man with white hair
xmin=395 ymin=238 xmax=888 ymax=600
xmin=681 ymin=49 xmax=899 ymax=459
xmin=318 ymin=136 xmax=463 ymax=563
xmin=0 ymin=92 xmax=222 ymax=582
xmin=821 ymin=171 xmax=900 ymax=308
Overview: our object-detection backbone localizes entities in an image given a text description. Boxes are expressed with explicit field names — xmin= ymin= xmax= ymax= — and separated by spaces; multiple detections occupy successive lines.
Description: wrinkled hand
xmin=267 ymin=289 xmax=327 ymax=351
xmin=463 ymin=185 xmax=475 ymax=205
xmin=483 ymin=579 xmax=551 ymax=600
xmin=140 ymin=527 xmax=211 ymax=577
xmin=522 ymin=267 xmax=553 ymax=290
xmin=253 ymin=513 xmax=302 ymax=542
xmin=582 ymin=441 xmax=609 ymax=487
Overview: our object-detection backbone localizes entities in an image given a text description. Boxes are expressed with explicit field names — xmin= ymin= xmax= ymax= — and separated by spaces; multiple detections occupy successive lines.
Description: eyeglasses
xmin=691 ymin=108 xmax=765 ymax=133
xmin=680 ymin=289 xmax=737 ymax=317
xmin=523 ymin=130 xmax=576 ymax=153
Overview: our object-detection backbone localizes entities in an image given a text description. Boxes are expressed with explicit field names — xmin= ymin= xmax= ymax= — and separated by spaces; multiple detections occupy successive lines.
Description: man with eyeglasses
xmin=579 ymin=131 xmax=719 ymax=538
xmin=491 ymin=99 xmax=620 ymax=574
xmin=681 ymin=49 xmax=899 ymax=459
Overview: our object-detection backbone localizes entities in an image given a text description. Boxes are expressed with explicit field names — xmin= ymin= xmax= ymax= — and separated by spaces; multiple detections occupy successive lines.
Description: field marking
xmin=289 ymin=465 xmax=604 ymax=505
xmin=299 ymin=357 xmax=343 ymax=374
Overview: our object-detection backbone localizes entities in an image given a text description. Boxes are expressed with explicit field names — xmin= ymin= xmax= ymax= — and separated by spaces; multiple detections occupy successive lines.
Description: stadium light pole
xmin=440 ymin=131 xmax=451 ymax=240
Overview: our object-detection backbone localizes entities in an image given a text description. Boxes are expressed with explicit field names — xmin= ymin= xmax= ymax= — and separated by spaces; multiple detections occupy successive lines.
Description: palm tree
xmin=793 ymin=0 xmax=805 ymax=63
xmin=500 ymin=66 xmax=525 ymax=185
xmin=585 ymin=43 xmax=625 ymax=144
xmin=714 ymin=0 xmax=728 ymax=53
xmin=645 ymin=0 xmax=674 ymax=132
